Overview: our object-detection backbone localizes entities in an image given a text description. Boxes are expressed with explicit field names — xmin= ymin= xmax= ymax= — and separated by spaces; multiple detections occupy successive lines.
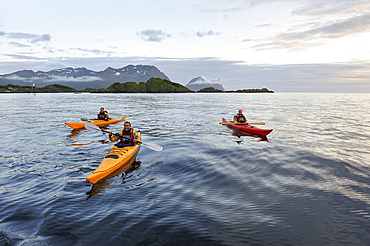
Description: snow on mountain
xmin=185 ymin=76 xmax=225 ymax=91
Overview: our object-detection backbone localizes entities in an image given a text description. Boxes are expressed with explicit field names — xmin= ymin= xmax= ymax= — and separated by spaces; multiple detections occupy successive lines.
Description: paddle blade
xmin=142 ymin=142 xmax=163 ymax=151
xmin=85 ymin=122 xmax=101 ymax=131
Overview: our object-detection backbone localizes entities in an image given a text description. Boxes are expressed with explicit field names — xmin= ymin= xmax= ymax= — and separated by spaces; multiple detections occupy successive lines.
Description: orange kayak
xmin=86 ymin=132 xmax=141 ymax=184
xmin=65 ymin=116 xmax=126 ymax=129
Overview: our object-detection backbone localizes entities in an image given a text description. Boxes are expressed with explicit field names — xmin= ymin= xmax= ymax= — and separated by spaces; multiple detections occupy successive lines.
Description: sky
xmin=1 ymin=0 xmax=370 ymax=92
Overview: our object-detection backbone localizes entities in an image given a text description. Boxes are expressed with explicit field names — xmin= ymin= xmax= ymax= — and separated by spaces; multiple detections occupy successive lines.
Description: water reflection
xmin=67 ymin=129 xmax=83 ymax=138
xmin=67 ymin=129 xmax=111 ymax=147
xmin=68 ymin=138 xmax=110 ymax=147
xmin=221 ymin=128 xmax=269 ymax=143
xmin=232 ymin=130 xmax=268 ymax=142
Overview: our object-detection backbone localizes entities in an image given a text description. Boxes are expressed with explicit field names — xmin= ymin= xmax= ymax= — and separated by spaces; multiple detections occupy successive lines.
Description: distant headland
xmin=0 ymin=78 xmax=274 ymax=93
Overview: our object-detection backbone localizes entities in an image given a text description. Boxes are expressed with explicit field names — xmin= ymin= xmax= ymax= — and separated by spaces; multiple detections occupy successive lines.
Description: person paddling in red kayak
xmin=233 ymin=109 xmax=247 ymax=124
xmin=96 ymin=107 xmax=110 ymax=121
xmin=108 ymin=121 xmax=139 ymax=146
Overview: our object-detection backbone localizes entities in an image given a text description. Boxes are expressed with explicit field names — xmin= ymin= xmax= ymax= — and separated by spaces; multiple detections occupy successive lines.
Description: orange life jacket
xmin=119 ymin=128 xmax=134 ymax=145
xmin=234 ymin=114 xmax=246 ymax=123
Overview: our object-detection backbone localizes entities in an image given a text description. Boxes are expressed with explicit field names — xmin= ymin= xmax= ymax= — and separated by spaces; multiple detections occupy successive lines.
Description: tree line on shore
xmin=0 ymin=77 xmax=274 ymax=93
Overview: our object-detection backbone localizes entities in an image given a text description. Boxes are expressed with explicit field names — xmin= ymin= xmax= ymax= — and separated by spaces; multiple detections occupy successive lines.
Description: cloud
xmin=69 ymin=47 xmax=115 ymax=55
xmin=31 ymin=34 xmax=51 ymax=43
xmin=7 ymin=32 xmax=40 ymax=39
xmin=188 ymin=76 xmax=222 ymax=85
xmin=2 ymin=53 xmax=45 ymax=60
xmin=196 ymin=30 xmax=222 ymax=37
xmin=10 ymin=42 xmax=30 ymax=48
xmin=292 ymin=0 xmax=370 ymax=16
xmin=252 ymin=13 xmax=370 ymax=50
xmin=203 ymin=0 xmax=370 ymax=16
xmin=255 ymin=23 xmax=277 ymax=28
xmin=2 ymin=31 xmax=51 ymax=43
xmin=2 ymin=74 xmax=103 ymax=83
xmin=137 ymin=29 xmax=171 ymax=42
xmin=202 ymin=6 xmax=251 ymax=14
xmin=2 ymin=75 xmax=27 ymax=80
xmin=44 ymin=75 xmax=103 ymax=83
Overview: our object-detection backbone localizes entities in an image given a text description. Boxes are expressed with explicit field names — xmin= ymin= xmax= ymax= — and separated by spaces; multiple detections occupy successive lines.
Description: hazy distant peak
xmin=186 ymin=76 xmax=225 ymax=91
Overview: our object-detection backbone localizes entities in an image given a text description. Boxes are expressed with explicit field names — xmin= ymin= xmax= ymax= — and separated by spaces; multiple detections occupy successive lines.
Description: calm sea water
xmin=0 ymin=92 xmax=369 ymax=246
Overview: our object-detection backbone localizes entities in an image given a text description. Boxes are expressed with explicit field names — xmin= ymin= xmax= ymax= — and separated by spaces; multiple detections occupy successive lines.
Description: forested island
xmin=0 ymin=77 xmax=274 ymax=93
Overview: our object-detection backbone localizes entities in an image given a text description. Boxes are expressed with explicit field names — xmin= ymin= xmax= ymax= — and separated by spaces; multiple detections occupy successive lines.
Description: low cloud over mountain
xmin=185 ymin=76 xmax=225 ymax=91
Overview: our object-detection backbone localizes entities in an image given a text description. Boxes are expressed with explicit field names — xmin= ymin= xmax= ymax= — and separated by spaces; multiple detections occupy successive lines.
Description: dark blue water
xmin=0 ymin=93 xmax=369 ymax=246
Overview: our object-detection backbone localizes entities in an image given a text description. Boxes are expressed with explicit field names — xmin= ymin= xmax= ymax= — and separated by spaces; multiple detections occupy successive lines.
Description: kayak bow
xmin=222 ymin=117 xmax=273 ymax=136
xmin=86 ymin=132 xmax=141 ymax=184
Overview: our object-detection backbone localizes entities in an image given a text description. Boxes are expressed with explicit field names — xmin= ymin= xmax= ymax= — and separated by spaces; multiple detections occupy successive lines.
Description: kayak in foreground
xmin=65 ymin=116 xmax=126 ymax=129
xmin=86 ymin=132 xmax=141 ymax=184
xmin=222 ymin=117 xmax=273 ymax=136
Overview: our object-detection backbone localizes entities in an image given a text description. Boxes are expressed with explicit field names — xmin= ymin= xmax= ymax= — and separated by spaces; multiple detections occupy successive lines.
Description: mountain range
xmin=185 ymin=76 xmax=225 ymax=91
xmin=0 ymin=65 xmax=170 ymax=90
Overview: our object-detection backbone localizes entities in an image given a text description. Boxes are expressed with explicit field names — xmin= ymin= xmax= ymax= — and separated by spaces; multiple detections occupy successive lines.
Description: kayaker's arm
xmin=104 ymin=112 xmax=110 ymax=121
xmin=108 ymin=132 xmax=122 ymax=142
xmin=132 ymin=131 xmax=139 ymax=144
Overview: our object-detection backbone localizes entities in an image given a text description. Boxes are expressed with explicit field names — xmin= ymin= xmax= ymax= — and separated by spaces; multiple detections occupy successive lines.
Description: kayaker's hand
xmin=133 ymin=139 xmax=137 ymax=144
xmin=108 ymin=131 xmax=113 ymax=136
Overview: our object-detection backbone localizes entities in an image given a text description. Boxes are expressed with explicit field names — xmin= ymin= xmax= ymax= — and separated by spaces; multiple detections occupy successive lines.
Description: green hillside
xmin=104 ymin=77 xmax=192 ymax=93
xmin=198 ymin=87 xmax=224 ymax=92
xmin=0 ymin=84 xmax=77 ymax=93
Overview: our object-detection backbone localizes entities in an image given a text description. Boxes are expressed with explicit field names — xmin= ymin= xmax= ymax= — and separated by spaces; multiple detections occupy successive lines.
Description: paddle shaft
xmin=84 ymin=122 xmax=163 ymax=151
xmin=81 ymin=118 xmax=93 ymax=121
xmin=81 ymin=117 xmax=114 ymax=121
xmin=91 ymin=127 xmax=139 ymax=143
xmin=219 ymin=122 xmax=265 ymax=125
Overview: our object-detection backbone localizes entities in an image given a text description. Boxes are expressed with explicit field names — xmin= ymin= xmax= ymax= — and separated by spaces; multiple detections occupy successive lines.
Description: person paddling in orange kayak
xmin=233 ymin=109 xmax=247 ymax=124
xmin=96 ymin=107 xmax=110 ymax=121
xmin=108 ymin=121 xmax=139 ymax=146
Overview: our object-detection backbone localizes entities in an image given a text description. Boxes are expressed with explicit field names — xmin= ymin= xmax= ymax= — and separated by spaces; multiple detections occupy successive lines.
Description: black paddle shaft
xmin=105 ymin=131 xmax=139 ymax=144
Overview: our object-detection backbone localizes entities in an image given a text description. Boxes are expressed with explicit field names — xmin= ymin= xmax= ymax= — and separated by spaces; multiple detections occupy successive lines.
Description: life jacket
xmin=234 ymin=114 xmax=246 ymax=123
xmin=97 ymin=111 xmax=108 ymax=120
xmin=119 ymin=128 xmax=134 ymax=145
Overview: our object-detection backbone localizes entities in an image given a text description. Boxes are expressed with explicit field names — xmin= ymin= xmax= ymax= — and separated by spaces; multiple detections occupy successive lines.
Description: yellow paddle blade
xmin=219 ymin=122 xmax=265 ymax=125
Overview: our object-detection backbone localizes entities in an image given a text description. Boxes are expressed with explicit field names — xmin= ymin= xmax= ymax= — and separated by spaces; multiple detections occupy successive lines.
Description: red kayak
xmin=222 ymin=117 xmax=273 ymax=136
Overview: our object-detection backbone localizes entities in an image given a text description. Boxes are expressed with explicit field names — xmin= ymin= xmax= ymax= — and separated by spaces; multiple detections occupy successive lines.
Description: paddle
xmin=81 ymin=117 xmax=114 ymax=121
xmin=219 ymin=122 xmax=265 ymax=125
xmin=84 ymin=122 xmax=163 ymax=151
xmin=81 ymin=118 xmax=93 ymax=121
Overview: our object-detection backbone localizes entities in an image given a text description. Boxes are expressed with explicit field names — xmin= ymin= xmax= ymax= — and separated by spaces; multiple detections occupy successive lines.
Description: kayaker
xmin=97 ymin=107 xmax=110 ymax=121
xmin=108 ymin=121 xmax=139 ymax=146
xmin=233 ymin=109 xmax=247 ymax=123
